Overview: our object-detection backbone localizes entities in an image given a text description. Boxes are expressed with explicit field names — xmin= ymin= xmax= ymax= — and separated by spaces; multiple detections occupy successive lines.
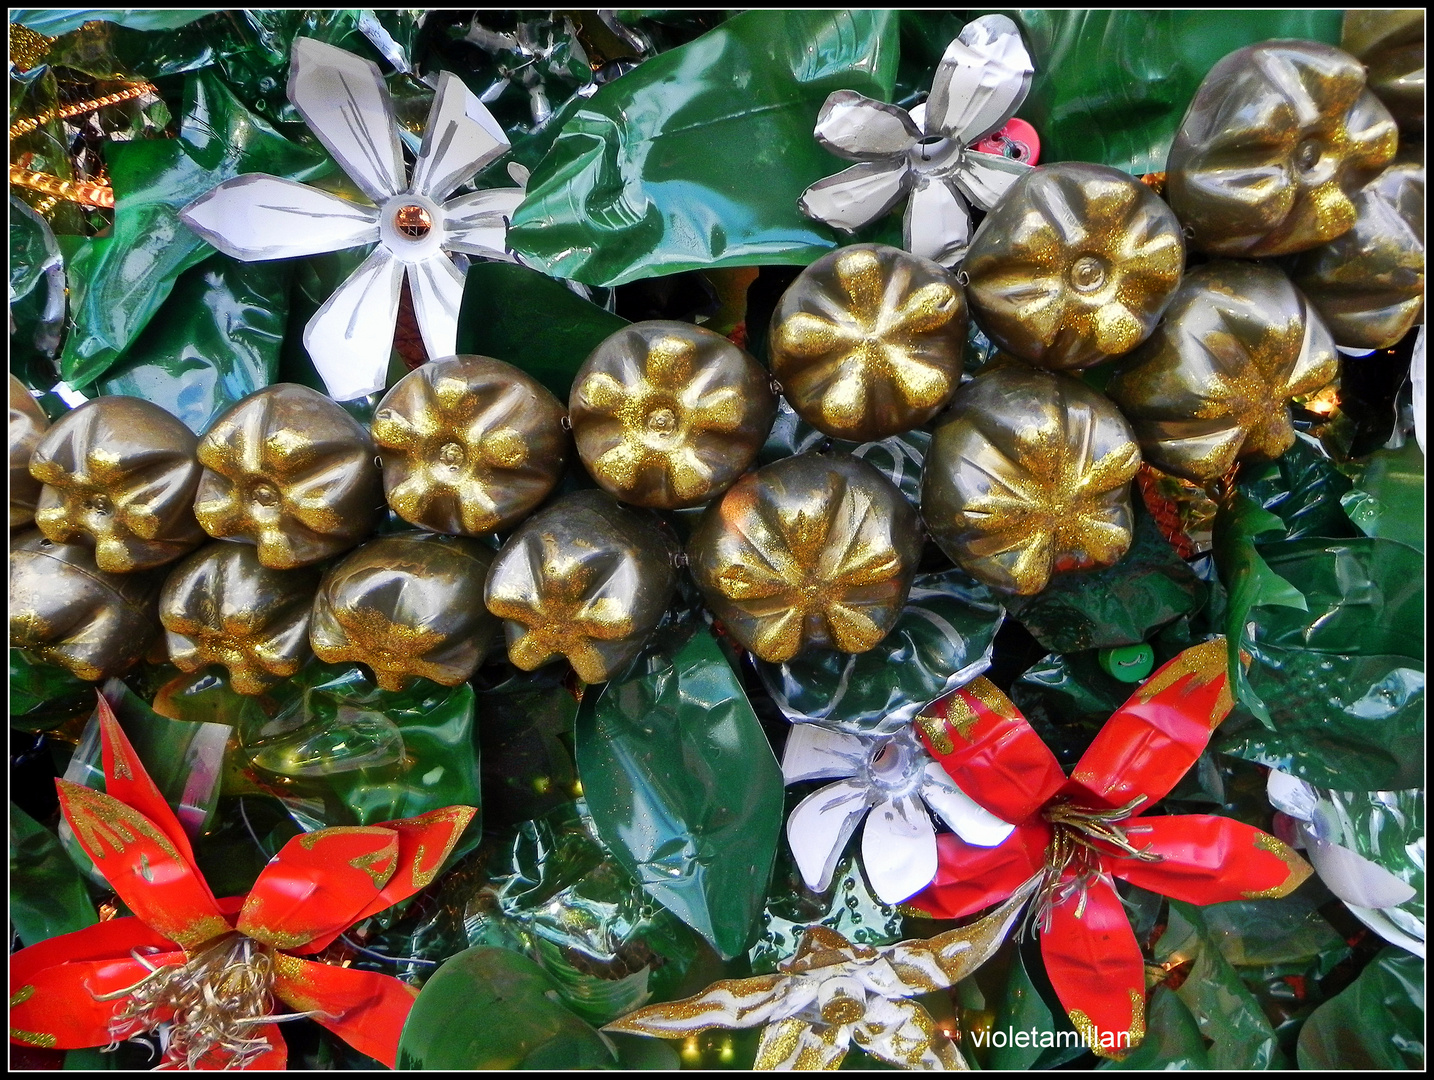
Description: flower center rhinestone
xmin=1069 ymin=255 xmax=1108 ymax=292
xmin=394 ymin=204 xmax=433 ymax=239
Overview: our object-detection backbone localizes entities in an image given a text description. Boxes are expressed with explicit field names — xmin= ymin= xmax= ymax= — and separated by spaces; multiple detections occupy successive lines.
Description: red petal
xmin=1040 ymin=870 xmax=1147 ymax=1057
xmin=272 ymin=953 xmax=418 ymax=1068
xmin=1069 ymin=639 xmax=1235 ymax=812
xmin=908 ymin=823 xmax=1050 ymax=919
xmin=182 ymin=1024 xmax=288 ymax=1070
xmin=95 ymin=691 xmax=199 ymax=868
xmin=236 ymin=827 xmax=398 ymax=951
xmin=295 ymin=805 xmax=477 ymax=955
xmin=56 ymin=779 xmax=229 ymax=949
xmin=914 ymin=677 xmax=1067 ymax=824
xmin=10 ymin=917 xmax=178 ymax=988
xmin=9 ymin=949 xmax=185 ymax=1050
xmin=1110 ymin=814 xmax=1313 ymax=904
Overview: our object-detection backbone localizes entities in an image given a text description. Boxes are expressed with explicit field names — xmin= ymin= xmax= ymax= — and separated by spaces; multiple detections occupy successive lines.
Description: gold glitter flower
xmin=10 ymin=375 xmax=49 ymax=530
xmin=922 ymin=362 xmax=1141 ymax=596
xmin=484 ymin=490 xmax=677 ymax=684
xmin=570 ymin=322 xmax=776 ymax=509
xmin=768 ymin=245 xmax=966 ymax=442
xmin=372 ymin=355 xmax=568 ymax=535
xmin=963 ymin=162 xmax=1185 ymax=370
xmin=1106 ymin=261 xmax=1340 ymax=484
xmin=687 ymin=453 xmax=923 ymax=663
xmin=1166 ymin=40 xmax=1398 ymax=257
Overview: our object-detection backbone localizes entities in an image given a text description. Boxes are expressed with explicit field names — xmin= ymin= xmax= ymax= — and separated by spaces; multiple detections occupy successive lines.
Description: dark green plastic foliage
xmin=94 ymin=254 xmax=290 ymax=435
xmin=576 ymin=625 xmax=784 ymax=960
xmin=396 ymin=946 xmax=616 ymax=1070
xmin=60 ymin=70 xmax=328 ymax=389
xmin=9 ymin=649 xmax=93 ymax=733
xmin=1003 ymin=10 xmax=1344 ymax=176
xmin=1010 ymin=650 xmax=1131 ymax=770
xmin=1006 ymin=502 xmax=1207 ymax=654
xmin=455 ymin=261 xmax=628 ymax=402
xmin=749 ymin=853 xmax=903 ymax=975
xmin=1099 ymin=986 xmax=1208 ymax=1071
xmin=1340 ymin=440 xmax=1425 ymax=553
xmin=474 ymin=666 xmax=581 ymax=830
xmin=507 ymin=9 xmax=901 ymax=286
xmin=1236 ymin=436 xmax=1358 ymax=542
xmin=1297 ymin=948 xmax=1424 ymax=1070
xmin=9 ymin=805 xmax=97 ymax=948
xmin=9 ymin=196 xmax=66 ymax=385
xmin=753 ymin=569 xmax=1004 ymax=736
xmin=985 ymin=945 xmax=1086 ymax=1070
xmin=10 ymin=10 xmax=217 ymax=35
xmin=758 ymin=401 xmax=931 ymax=507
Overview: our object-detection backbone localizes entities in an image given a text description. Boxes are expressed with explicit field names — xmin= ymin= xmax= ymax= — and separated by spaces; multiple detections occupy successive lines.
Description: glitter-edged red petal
xmin=272 ymin=953 xmax=418 ymax=1068
xmin=236 ymin=827 xmax=398 ymax=951
xmin=908 ymin=823 xmax=1049 ymax=919
xmin=10 ymin=949 xmax=186 ymax=1050
xmin=1111 ymin=815 xmax=1312 ymax=904
xmin=56 ymin=779 xmax=229 ymax=949
xmin=1040 ymin=871 xmax=1146 ymax=1057
xmin=915 ymin=677 xmax=1067 ymax=824
xmin=1068 ymin=639 xmax=1234 ymax=812
xmin=293 ymin=806 xmax=477 ymax=955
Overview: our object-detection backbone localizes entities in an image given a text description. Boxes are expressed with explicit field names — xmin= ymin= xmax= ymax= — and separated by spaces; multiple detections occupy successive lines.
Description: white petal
xmin=288 ymin=36 xmax=405 ymax=203
xmin=903 ymin=175 xmax=971 ymax=267
xmin=443 ymin=187 xmax=523 ymax=259
xmin=1266 ymin=769 xmax=1319 ymax=823
xmin=919 ymin=761 xmax=1015 ymax=847
xmin=1305 ymin=832 xmax=1419 ymax=910
xmin=814 ymin=89 xmax=921 ymax=160
xmin=407 ymin=254 xmax=467 ymax=362
xmin=799 ymin=160 xmax=911 ymax=233
xmin=1345 ymin=904 xmax=1426 ymax=959
xmin=926 ymin=14 xmax=1034 ymax=144
xmin=861 ymin=794 xmax=937 ymax=904
xmin=950 ymin=150 xmax=1030 ymax=210
xmin=303 ymin=247 xmax=403 ymax=401
xmin=410 ymin=71 xmax=511 ymax=202
xmin=180 ymin=174 xmax=380 ymax=261
xmin=782 ymin=723 xmax=869 ymax=784
xmin=787 ymin=778 xmax=872 ymax=894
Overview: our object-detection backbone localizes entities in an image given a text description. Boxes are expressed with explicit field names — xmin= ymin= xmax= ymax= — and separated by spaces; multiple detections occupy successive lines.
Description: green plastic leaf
xmin=9 ymin=804 xmax=97 ymax=947
xmin=9 ymin=649 xmax=93 ymax=733
xmin=1314 ymin=787 xmax=1424 ymax=940
xmin=1099 ymin=986 xmax=1209 ymax=1071
xmin=9 ymin=195 xmax=66 ymax=384
xmin=508 ymin=9 xmax=901 ymax=286
xmin=396 ymin=946 xmax=616 ymax=1070
xmin=60 ymin=70 xmax=328 ymax=388
xmin=1296 ymin=948 xmax=1424 ymax=1069
xmin=979 ymin=946 xmax=1086 ymax=1069
xmin=1339 ymin=441 xmax=1425 ymax=553
xmin=1007 ymin=11 xmax=1345 ymax=176
xmin=576 ymin=625 xmax=784 ymax=959
xmin=455 ymin=261 xmax=628 ymax=402
xmin=754 ymin=569 xmax=1005 ymax=735
xmin=748 ymin=853 xmax=903 ymax=975
xmin=1236 ymin=436 xmax=1357 ymax=541
xmin=1010 ymin=650 xmax=1131 ymax=770
xmin=10 ymin=10 xmax=217 ymax=35
xmin=1007 ymin=502 xmax=1207 ymax=653
xmin=94 ymin=254 xmax=290 ymax=435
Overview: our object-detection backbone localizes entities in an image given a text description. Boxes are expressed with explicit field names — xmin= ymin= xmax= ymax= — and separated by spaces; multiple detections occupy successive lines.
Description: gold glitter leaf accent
xmin=1242 ymin=833 xmax=1314 ymax=899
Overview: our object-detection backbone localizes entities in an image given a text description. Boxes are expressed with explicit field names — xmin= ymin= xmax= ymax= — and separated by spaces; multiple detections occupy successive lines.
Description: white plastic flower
xmin=798 ymin=14 xmax=1035 ymax=268
xmin=180 ymin=38 xmax=522 ymax=401
xmin=783 ymin=722 xmax=1014 ymax=905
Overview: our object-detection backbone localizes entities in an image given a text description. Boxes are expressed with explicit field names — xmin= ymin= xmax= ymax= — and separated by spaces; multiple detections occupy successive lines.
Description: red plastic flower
xmin=909 ymin=639 xmax=1311 ymax=1054
xmin=9 ymin=695 xmax=475 ymax=1069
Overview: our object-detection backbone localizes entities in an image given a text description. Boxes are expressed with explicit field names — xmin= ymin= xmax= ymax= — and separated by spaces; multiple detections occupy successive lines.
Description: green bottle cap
xmin=1099 ymin=643 xmax=1155 ymax=683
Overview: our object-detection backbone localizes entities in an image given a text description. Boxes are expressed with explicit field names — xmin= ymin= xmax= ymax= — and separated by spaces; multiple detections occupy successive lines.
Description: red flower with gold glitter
xmin=908 ymin=639 xmax=1311 ymax=1054
xmin=9 ymin=694 xmax=475 ymax=1069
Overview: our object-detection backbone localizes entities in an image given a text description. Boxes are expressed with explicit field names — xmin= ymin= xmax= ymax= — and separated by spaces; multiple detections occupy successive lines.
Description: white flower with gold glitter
xmin=798 ymin=14 xmax=1034 ymax=267
xmin=181 ymin=38 xmax=522 ymax=401
xmin=783 ymin=723 xmax=1013 ymax=905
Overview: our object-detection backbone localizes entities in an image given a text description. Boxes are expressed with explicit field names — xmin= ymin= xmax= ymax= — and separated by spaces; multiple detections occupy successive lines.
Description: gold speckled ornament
xmin=160 ymin=541 xmax=322 ymax=695
xmin=963 ymin=162 xmax=1185 ymax=370
xmin=1288 ymin=162 xmax=1424 ymax=350
xmin=372 ymin=355 xmax=568 ymax=535
xmin=484 ymin=490 xmax=677 ymax=683
xmin=768 ymin=245 xmax=966 ymax=442
xmin=10 ymin=530 xmax=162 ymax=680
xmin=921 ymin=362 xmax=1140 ymax=596
xmin=310 ymin=533 xmax=498 ymax=692
xmin=1166 ymin=40 xmax=1399 ymax=257
xmin=1106 ymin=262 xmax=1340 ymax=484
xmin=687 ymin=452 xmax=922 ymax=663
xmin=30 ymin=396 xmax=206 ymax=573
xmin=10 ymin=375 xmax=49 ymax=529
xmin=194 ymin=384 xmax=384 ymax=569
xmin=1342 ymin=10 xmax=1424 ymax=133
xmin=570 ymin=322 xmax=777 ymax=509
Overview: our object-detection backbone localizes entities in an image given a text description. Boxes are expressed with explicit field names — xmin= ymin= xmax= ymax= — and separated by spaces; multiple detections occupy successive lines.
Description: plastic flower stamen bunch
xmin=181 ymin=38 xmax=523 ymax=401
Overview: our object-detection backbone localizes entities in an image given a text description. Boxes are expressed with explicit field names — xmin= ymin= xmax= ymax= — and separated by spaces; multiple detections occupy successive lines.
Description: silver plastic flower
xmin=783 ymin=722 xmax=1014 ymax=905
xmin=180 ymin=38 xmax=522 ymax=401
xmin=798 ymin=14 xmax=1035 ymax=268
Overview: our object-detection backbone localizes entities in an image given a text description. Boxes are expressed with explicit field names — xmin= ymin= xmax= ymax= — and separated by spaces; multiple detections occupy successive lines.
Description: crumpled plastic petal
xmin=799 ymin=159 xmax=911 ymax=232
xmin=754 ymin=1017 xmax=851 ymax=1069
xmin=950 ymin=149 xmax=1031 ymax=210
xmin=925 ymin=14 xmax=1034 ymax=144
xmin=410 ymin=71 xmax=511 ymax=203
xmin=179 ymin=174 xmax=380 ymax=261
xmin=813 ymin=89 xmax=922 ymax=160
xmin=787 ymin=777 xmax=872 ymax=893
xmin=861 ymin=792 xmax=937 ymax=904
xmin=910 ymin=823 xmax=1048 ymax=920
xmin=272 ymin=953 xmax=417 ymax=1068
xmin=406 ymin=253 xmax=467 ymax=361
xmin=1110 ymin=814 xmax=1311 ymax=904
xmin=303 ymin=247 xmax=404 ymax=401
xmin=605 ymin=972 xmax=799 ymax=1036
xmin=1266 ymin=768 xmax=1320 ymax=822
xmin=1303 ymin=827 xmax=1419 ymax=909
xmin=442 ymin=187 xmax=523 ymax=260
xmin=855 ymin=997 xmax=961 ymax=1069
xmin=287 ymin=37 xmax=405 ymax=203
xmin=781 ymin=723 xmax=869 ymax=783
xmin=903 ymin=174 xmax=971 ymax=266
xmin=918 ymin=760 xmax=1015 ymax=847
